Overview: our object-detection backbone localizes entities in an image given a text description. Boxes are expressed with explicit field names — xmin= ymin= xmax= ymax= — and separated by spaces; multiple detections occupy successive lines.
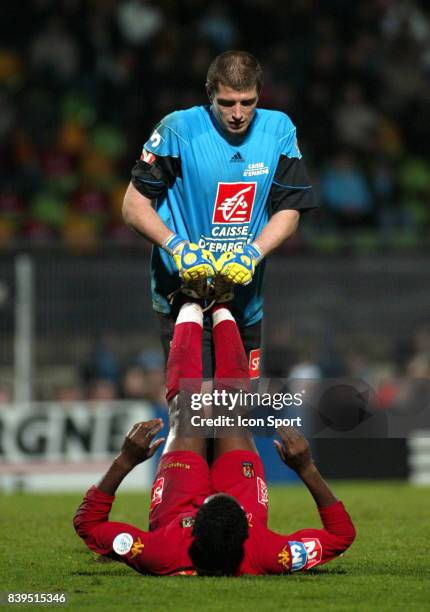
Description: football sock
xmin=212 ymin=306 xmax=249 ymax=381
xmin=166 ymin=303 xmax=203 ymax=401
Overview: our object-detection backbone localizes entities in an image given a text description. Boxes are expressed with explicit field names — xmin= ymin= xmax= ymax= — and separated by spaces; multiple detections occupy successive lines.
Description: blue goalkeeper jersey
xmin=132 ymin=105 xmax=316 ymax=326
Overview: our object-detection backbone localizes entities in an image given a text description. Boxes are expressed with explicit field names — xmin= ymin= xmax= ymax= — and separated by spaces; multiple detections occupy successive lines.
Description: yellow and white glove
xmin=215 ymin=243 xmax=263 ymax=286
xmin=163 ymin=233 xmax=216 ymax=284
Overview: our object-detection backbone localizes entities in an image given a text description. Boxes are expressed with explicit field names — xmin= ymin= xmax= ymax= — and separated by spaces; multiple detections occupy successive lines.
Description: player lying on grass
xmin=74 ymin=302 xmax=356 ymax=576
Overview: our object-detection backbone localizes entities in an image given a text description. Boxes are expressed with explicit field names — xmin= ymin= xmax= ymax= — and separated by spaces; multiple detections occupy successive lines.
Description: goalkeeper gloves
xmin=215 ymin=243 xmax=263 ymax=286
xmin=163 ymin=233 xmax=216 ymax=284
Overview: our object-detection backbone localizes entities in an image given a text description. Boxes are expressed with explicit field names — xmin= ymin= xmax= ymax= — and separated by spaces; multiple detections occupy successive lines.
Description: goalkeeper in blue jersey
xmin=123 ymin=50 xmax=317 ymax=377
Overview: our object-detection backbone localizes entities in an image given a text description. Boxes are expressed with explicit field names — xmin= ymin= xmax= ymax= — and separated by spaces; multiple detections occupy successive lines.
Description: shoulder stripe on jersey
xmin=278 ymin=127 xmax=296 ymax=143
xmin=146 ymin=151 xmax=180 ymax=159
xmin=160 ymin=122 xmax=189 ymax=146
xmin=273 ymin=181 xmax=312 ymax=189
xmin=137 ymin=178 xmax=165 ymax=184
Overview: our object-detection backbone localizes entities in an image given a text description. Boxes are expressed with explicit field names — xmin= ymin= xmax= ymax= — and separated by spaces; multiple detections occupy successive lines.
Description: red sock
xmin=166 ymin=304 xmax=203 ymax=401
xmin=212 ymin=307 xmax=250 ymax=382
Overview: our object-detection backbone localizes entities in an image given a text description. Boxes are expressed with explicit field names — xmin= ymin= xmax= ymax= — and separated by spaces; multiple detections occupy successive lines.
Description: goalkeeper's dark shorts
xmin=157 ymin=312 xmax=262 ymax=379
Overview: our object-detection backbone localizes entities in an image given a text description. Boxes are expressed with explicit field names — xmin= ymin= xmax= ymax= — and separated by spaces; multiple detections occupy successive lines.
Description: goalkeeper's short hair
xmin=189 ymin=494 xmax=249 ymax=576
xmin=206 ymin=50 xmax=263 ymax=98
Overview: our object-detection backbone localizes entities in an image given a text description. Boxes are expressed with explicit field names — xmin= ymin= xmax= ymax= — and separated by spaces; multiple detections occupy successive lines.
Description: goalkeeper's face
xmin=210 ymin=83 xmax=258 ymax=136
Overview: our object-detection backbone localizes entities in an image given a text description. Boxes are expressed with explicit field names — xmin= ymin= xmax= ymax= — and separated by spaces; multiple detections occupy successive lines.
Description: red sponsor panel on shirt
xmin=302 ymin=538 xmax=323 ymax=569
xmin=212 ymin=182 xmax=256 ymax=224
xmin=249 ymin=348 xmax=261 ymax=379
xmin=150 ymin=477 xmax=164 ymax=510
xmin=257 ymin=476 xmax=268 ymax=506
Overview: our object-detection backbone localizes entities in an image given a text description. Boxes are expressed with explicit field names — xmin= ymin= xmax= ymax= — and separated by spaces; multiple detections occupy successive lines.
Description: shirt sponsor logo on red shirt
xmin=150 ymin=477 xmax=164 ymax=510
xmin=302 ymin=538 xmax=322 ymax=569
xmin=212 ymin=182 xmax=256 ymax=224
xmin=164 ymin=461 xmax=191 ymax=470
xmin=257 ymin=476 xmax=268 ymax=506
xmin=249 ymin=348 xmax=261 ymax=379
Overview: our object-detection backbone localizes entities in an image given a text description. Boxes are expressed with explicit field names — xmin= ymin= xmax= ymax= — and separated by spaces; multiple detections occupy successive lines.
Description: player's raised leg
xmin=211 ymin=304 xmax=258 ymax=459
xmin=149 ymin=301 xmax=210 ymax=532
xmin=163 ymin=301 xmax=206 ymax=458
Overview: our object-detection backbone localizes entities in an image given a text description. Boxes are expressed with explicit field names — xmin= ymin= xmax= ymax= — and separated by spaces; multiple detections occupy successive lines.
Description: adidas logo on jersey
xmin=230 ymin=152 xmax=244 ymax=163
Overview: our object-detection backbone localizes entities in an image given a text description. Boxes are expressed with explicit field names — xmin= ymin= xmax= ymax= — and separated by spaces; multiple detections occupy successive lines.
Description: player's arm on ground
xmin=97 ymin=419 xmax=164 ymax=495
xmin=274 ymin=426 xmax=336 ymax=508
xmin=73 ymin=420 xmax=164 ymax=571
xmin=258 ymin=427 xmax=356 ymax=573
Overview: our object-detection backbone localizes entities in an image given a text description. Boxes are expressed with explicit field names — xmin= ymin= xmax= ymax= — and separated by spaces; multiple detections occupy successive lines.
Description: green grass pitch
xmin=2 ymin=482 xmax=430 ymax=611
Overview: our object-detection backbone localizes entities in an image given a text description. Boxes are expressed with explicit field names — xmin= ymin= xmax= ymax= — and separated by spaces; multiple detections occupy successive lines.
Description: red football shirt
xmin=74 ymin=486 xmax=197 ymax=575
xmin=73 ymin=450 xmax=355 ymax=576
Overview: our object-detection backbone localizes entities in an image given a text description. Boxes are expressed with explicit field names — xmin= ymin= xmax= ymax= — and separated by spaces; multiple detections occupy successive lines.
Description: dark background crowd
xmin=0 ymin=0 xmax=429 ymax=405
xmin=0 ymin=0 xmax=429 ymax=252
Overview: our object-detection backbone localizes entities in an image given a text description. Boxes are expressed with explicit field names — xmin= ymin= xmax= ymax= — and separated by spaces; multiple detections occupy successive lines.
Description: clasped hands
xmin=163 ymin=233 xmax=263 ymax=292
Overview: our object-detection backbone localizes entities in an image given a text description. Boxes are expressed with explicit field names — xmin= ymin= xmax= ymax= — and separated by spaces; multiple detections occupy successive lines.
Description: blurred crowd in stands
xmin=1 ymin=323 xmax=429 ymax=407
xmin=1 ymin=0 xmax=430 ymax=252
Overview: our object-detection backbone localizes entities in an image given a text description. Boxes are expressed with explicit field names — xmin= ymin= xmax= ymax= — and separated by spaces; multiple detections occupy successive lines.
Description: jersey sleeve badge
xmin=277 ymin=545 xmax=291 ymax=571
xmin=257 ymin=476 xmax=268 ymax=506
xmin=130 ymin=537 xmax=145 ymax=558
xmin=302 ymin=538 xmax=322 ymax=568
xmin=242 ymin=462 xmax=255 ymax=478
xmin=140 ymin=149 xmax=156 ymax=164
xmin=288 ymin=541 xmax=308 ymax=571
xmin=112 ymin=532 xmax=134 ymax=556
xmin=150 ymin=477 xmax=165 ymax=510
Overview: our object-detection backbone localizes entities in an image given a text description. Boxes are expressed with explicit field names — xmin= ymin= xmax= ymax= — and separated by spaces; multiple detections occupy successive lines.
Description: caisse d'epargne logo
xmin=212 ymin=182 xmax=256 ymax=224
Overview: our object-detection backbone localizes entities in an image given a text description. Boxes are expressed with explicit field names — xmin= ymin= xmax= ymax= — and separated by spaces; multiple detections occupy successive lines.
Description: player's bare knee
xmin=168 ymin=395 xmax=179 ymax=419
xmin=168 ymin=395 xmax=181 ymax=433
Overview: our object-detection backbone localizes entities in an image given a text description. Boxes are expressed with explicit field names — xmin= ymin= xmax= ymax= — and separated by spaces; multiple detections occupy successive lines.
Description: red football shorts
xmin=149 ymin=451 xmax=209 ymax=531
xmin=210 ymin=450 xmax=269 ymax=527
xmin=149 ymin=450 xmax=268 ymax=531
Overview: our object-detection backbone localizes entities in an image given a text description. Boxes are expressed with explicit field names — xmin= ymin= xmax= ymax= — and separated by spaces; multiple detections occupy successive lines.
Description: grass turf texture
xmin=2 ymin=482 xmax=430 ymax=611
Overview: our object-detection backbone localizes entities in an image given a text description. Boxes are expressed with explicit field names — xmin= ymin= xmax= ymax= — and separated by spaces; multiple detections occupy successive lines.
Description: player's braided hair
xmin=189 ymin=494 xmax=249 ymax=576
xmin=206 ymin=50 xmax=263 ymax=98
